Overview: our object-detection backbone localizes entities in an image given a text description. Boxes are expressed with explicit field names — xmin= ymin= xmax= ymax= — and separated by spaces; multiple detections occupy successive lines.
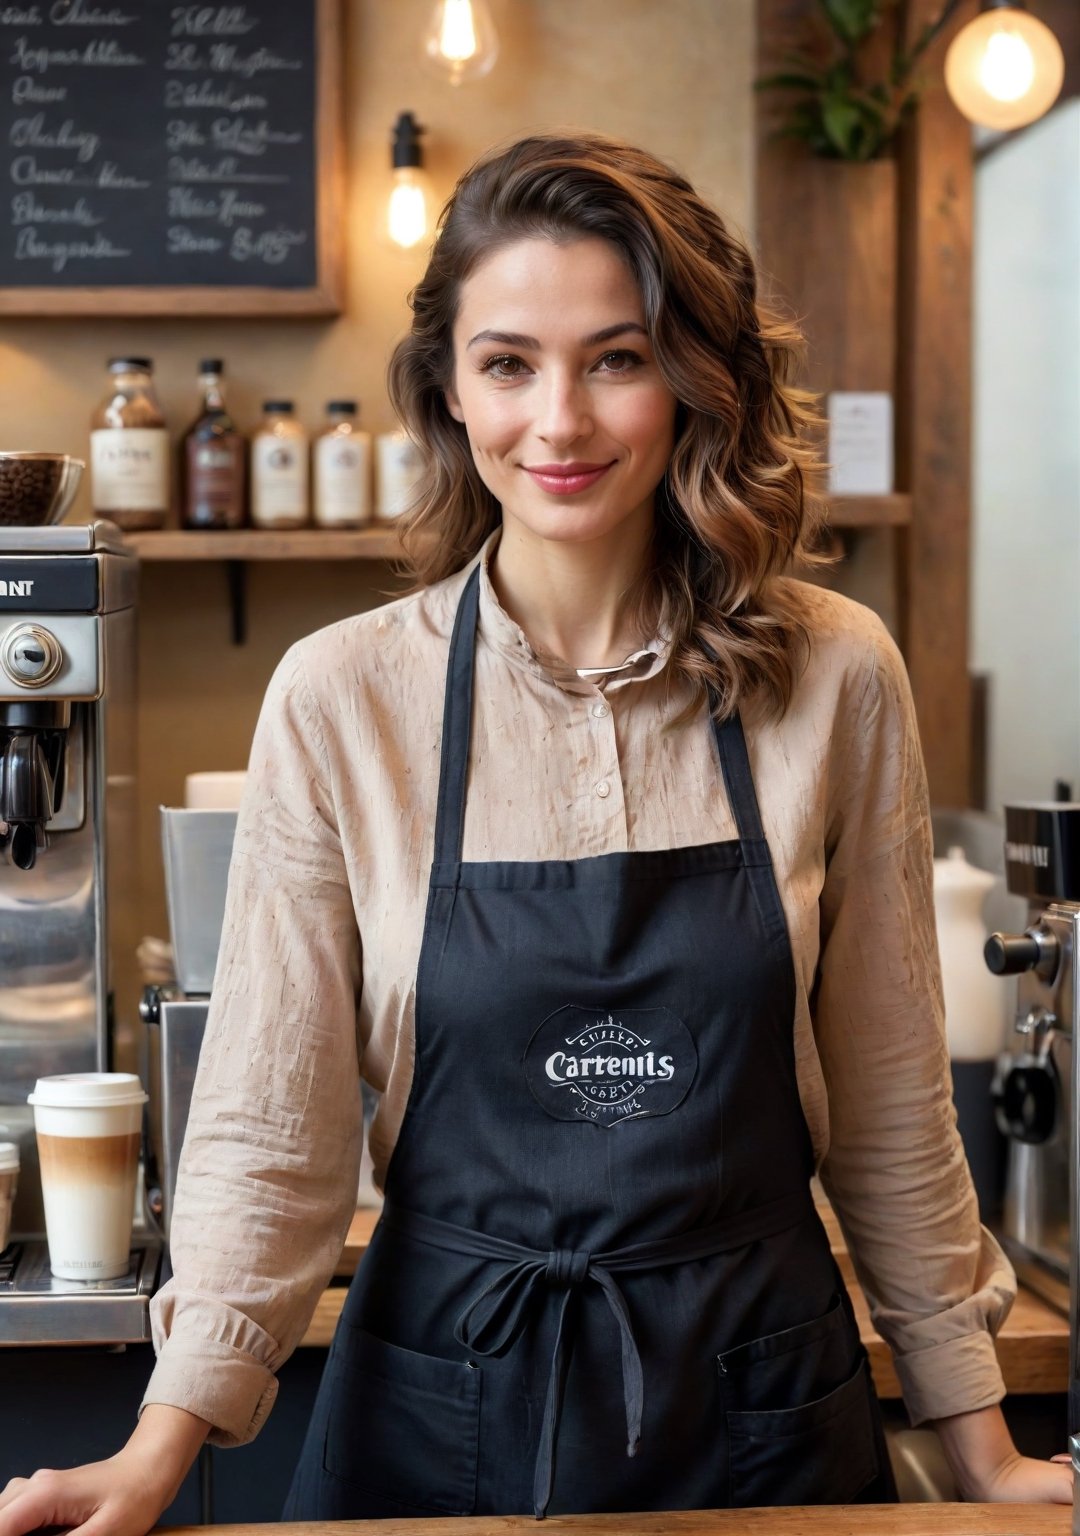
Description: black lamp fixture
xmin=382 ymin=111 xmax=436 ymax=252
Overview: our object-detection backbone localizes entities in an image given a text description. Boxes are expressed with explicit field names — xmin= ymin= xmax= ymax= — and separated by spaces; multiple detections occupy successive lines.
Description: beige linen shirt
xmin=144 ymin=532 xmax=1015 ymax=1448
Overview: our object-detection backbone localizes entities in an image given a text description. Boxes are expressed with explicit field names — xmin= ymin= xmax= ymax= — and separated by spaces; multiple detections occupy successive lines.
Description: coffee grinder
xmin=0 ymin=522 xmax=158 ymax=1344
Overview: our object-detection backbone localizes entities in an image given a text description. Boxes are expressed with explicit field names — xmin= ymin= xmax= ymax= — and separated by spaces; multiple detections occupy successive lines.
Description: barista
xmin=0 ymin=133 xmax=1072 ymax=1530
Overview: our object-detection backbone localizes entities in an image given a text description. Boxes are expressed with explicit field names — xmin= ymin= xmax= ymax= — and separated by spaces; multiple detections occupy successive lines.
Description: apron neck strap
xmin=709 ymin=705 xmax=768 ymax=845
xmin=434 ymin=565 xmax=768 ymax=863
xmin=433 ymin=564 xmax=482 ymax=869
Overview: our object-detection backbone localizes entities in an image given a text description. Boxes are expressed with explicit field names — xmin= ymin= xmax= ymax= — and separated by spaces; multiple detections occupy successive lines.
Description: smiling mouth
xmin=522 ymin=462 xmax=615 ymax=495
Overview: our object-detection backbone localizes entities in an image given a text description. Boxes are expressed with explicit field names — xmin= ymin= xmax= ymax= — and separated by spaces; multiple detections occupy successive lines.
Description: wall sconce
xmin=945 ymin=1 xmax=1065 ymax=131
xmin=422 ymin=0 xmax=499 ymax=85
xmin=381 ymin=112 xmax=437 ymax=253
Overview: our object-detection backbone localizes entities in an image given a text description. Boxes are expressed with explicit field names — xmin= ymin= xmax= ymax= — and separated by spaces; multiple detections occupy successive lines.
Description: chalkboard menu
xmin=0 ymin=0 xmax=342 ymax=314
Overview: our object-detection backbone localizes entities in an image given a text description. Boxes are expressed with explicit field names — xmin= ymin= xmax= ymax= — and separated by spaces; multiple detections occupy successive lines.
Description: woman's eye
xmin=481 ymin=354 xmax=528 ymax=379
xmin=595 ymin=349 xmax=644 ymax=374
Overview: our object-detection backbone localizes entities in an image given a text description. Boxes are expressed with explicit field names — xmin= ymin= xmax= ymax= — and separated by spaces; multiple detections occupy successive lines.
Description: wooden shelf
xmin=122 ymin=526 xmax=403 ymax=561
xmin=827 ymin=494 xmax=912 ymax=528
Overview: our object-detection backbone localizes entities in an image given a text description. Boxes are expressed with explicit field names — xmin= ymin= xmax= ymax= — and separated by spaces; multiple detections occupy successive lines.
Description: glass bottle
xmin=181 ymin=359 xmax=245 ymax=530
xmin=314 ymin=400 xmax=372 ymax=528
xmin=375 ymin=426 xmax=424 ymax=520
xmin=250 ymin=400 xmax=308 ymax=529
xmin=89 ymin=357 xmax=169 ymax=530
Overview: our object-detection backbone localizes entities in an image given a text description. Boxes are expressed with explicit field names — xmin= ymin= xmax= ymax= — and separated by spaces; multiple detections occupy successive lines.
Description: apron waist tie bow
xmin=381 ymin=1189 xmax=814 ymax=1519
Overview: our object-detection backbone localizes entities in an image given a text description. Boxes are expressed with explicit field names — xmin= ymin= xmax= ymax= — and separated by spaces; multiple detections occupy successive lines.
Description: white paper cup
xmin=28 ymin=1074 xmax=147 ymax=1281
xmin=0 ymin=1142 xmax=18 ymax=1253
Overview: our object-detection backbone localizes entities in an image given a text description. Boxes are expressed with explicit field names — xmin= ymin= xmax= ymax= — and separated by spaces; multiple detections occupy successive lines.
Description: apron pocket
xmin=726 ymin=1357 xmax=880 ymax=1506
xmin=717 ymin=1291 xmax=854 ymax=1409
xmin=322 ymin=1326 xmax=481 ymax=1515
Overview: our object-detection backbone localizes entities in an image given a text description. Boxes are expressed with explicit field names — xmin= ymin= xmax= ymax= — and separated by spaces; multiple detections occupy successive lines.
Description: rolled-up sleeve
xmin=813 ymin=616 xmax=1015 ymax=1425
xmin=141 ymin=643 xmax=363 ymax=1446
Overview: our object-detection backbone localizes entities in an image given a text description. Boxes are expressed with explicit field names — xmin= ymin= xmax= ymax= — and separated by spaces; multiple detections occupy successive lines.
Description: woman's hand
xmin=0 ymin=1405 xmax=211 ymax=1536
xmin=933 ymin=1402 xmax=1073 ymax=1503
xmin=972 ymin=1451 xmax=1073 ymax=1503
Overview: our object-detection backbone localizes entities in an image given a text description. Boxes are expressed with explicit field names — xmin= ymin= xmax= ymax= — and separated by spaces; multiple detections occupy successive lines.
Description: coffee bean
xmin=0 ymin=456 xmax=65 ymax=526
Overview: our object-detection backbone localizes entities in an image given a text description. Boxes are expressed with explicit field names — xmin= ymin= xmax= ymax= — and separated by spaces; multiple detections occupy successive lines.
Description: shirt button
xmin=594 ymin=780 xmax=611 ymax=799
xmin=591 ymin=702 xmax=609 ymax=719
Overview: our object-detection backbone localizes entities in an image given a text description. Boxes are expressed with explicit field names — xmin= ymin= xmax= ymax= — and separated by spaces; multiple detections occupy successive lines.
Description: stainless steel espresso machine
xmin=0 ymin=522 xmax=159 ymax=1344
xmin=985 ymin=800 xmax=1080 ymax=1314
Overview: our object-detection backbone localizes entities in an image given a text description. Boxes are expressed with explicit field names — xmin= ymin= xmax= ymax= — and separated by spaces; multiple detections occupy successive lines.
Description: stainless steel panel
xmin=0 ymin=614 xmax=102 ymax=702
xmin=0 ymin=1239 xmax=160 ymax=1345
xmin=161 ymin=811 xmax=237 ymax=995
xmin=154 ymin=999 xmax=210 ymax=1238
xmin=0 ymin=521 xmax=127 ymax=556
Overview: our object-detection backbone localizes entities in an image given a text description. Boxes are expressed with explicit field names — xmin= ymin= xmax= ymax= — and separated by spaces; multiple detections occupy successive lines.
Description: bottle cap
xmin=327 ymin=400 xmax=357 ymax=414
xmin=262 ymin=400 xmax=294 ymax=414
xmin=108 ymin=357 xmax=152 ymax=373
xmin=199 ymin=358 xmax=224 ymax=374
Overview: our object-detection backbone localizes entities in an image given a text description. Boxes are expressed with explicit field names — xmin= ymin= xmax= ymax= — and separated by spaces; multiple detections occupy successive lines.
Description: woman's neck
xmin=489 ymin=512 xmax=654 ymax=670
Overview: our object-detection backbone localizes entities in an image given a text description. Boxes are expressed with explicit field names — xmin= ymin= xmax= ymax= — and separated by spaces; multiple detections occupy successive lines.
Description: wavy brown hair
xmin=387 ymin=131 xmax=828 ymax=723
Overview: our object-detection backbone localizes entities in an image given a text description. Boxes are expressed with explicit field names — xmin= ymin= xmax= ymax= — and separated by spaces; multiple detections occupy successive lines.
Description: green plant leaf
xmin=822 ymin=93 xmax=864 ymax=156
xmin=819 ymin=0 xmax=881 ymax=45
xmin=825 ymin=58 xmax=855 ymax=92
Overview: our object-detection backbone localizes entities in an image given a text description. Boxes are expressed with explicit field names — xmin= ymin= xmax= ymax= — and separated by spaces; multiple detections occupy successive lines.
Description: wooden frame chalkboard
xmin=0 ymin=0 xmax=343 ymax=316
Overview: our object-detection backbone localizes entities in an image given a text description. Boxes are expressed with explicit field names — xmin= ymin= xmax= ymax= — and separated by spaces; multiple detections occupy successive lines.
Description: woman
xmin=0 ymin=133 xmax=1071 ymax=1533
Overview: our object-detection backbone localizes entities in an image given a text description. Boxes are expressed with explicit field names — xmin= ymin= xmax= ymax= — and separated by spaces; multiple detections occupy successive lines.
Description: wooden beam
xmin=895 ymin=0 xmax=978 ymax=807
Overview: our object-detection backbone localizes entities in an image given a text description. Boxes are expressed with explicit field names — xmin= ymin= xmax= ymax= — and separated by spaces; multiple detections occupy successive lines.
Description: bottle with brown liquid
xmin=181 ymin=359 xmax=245 ymax=530
xmin=89 ymin=357 xmax=169 ymax=530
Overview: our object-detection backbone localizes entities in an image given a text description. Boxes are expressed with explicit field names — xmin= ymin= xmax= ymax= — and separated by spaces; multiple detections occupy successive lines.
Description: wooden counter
xmin=307 ymin=1207 xmax=1069 ymax=1399
xmin=161 ymin=1508 xmax=1071 ymax=1534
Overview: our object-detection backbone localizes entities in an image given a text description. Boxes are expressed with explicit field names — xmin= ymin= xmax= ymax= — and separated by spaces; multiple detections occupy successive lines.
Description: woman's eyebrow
xmin=466 ymin=322 xmax=649 ymax=350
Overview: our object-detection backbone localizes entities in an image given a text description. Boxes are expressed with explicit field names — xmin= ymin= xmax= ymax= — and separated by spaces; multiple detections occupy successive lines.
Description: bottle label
xmin=90 ymin=428 xmax=169 ymax=512
xmin=315 ymin=433 xmax=371 ymax=526
xmin=187 ymin=437 xmax=245 ymax=526
xmin=252 ymin=433 xmax=307 ymax=524
xmin=375 ymin=433 xmax=423 ymax=520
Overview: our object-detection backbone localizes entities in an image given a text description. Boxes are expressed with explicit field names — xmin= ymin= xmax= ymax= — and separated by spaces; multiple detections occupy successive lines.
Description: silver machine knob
xmin=0 ymin=624 xmax=63 ymax=688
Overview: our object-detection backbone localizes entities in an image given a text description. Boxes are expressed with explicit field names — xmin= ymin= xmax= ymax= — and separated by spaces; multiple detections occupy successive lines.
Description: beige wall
xmin=0 ymin=0 xmax=756 ymax=1015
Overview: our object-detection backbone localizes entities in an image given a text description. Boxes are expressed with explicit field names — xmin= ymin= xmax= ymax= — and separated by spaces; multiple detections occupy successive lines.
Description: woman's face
xmin=445 ymin=236 xmax=678 ymax=551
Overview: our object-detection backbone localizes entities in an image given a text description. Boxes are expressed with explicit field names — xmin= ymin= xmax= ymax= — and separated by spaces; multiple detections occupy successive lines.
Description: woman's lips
xmin=522 ymin=462 xmax=614 ymax=495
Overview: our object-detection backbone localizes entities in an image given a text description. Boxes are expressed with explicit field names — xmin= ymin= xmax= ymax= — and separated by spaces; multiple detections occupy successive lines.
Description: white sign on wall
xmin=826 ymin=392 xmax=894 ymax=496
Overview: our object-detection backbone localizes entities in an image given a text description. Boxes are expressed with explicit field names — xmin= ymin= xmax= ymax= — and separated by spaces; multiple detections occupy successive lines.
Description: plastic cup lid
xmin=0 ymin=1142 xmax=18 ymax=1172
xmin=27 ymin=1072 xmax=147 ymax=1109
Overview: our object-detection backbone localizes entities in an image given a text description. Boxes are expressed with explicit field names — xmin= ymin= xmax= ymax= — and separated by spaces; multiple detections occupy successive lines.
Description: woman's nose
xmin=536 ymin=373 xmax=592 ymax=446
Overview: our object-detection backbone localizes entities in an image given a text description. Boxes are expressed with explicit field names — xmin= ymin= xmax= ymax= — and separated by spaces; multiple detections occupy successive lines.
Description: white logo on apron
xmin=524 ymin=1004 xmax=697 ymax=1127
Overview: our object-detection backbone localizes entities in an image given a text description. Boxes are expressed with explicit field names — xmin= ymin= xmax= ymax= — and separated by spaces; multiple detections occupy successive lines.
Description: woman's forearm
xmin=933 ymin=1402 xmax=1073 ymax=1503
xmin=933 ymin=1403 xmax=1017 ymax=1499
xmin=124 ymin=1404 xmax=212 ymax=1505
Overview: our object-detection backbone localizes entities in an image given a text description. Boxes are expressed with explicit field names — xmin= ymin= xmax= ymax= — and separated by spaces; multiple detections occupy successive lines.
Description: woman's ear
xmin=444 ymin=386 xmax=465 ymax=424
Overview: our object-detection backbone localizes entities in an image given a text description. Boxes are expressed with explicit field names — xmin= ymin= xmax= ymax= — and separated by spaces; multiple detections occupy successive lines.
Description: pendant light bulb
xmin=422 ymin=0 xmax=499 ymax=85
xmin=381 ymin=112 xmax=437 ymax=253
xmin=944 ymin=4 xmax=1064 ymax=131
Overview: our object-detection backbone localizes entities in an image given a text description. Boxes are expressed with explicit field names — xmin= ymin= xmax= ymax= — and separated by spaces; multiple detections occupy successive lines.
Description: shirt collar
xmin=473 ymin=527 xmax=670 ymax=696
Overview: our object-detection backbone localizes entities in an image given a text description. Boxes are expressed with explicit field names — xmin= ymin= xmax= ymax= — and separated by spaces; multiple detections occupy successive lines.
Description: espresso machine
xmin=0 ymin=521 xmax=159 ymax=1344
xmin=986 ymin=800 xmax=1080 ymax=1315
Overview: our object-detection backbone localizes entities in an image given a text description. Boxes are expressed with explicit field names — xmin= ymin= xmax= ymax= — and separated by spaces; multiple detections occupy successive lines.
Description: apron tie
xmin=381 ymin=1191 xmax=813 ymax=1519
xmin=452 ymin=1243 xmax=643 ymax=1516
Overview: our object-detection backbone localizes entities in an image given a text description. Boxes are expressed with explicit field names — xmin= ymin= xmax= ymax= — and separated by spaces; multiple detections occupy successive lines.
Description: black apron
xmin=284 ymin=567 xmax=896 ymax=1520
